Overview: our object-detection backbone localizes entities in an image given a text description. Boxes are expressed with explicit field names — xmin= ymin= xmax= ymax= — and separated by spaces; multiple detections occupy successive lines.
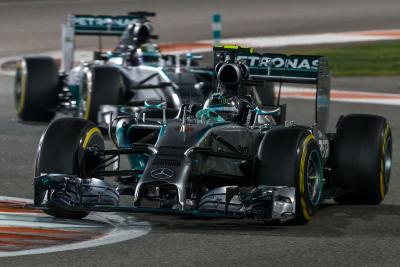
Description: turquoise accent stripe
xmin=212 ymin=13 xmax=221 ymax=44
xmin=212 ymin=13 xmax=221 ymax=23
xmin=252 ymin=106 xmax=281 ymax=116
xmin=144 ymin=100 xmax=167 ymax=109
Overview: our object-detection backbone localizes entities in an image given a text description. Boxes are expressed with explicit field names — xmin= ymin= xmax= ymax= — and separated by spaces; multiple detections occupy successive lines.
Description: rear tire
xmin=82 ymin=66 xmax=124 ymax=123
xmin=35 ymin=118 xmax=104 ymax=219
xmin=332 ymin=114 xmax=392 ymax=204
xmin=255 ymin=127 xmax=324 ymax=224
xmin=14 ymin=57 xmax=60 ymax=121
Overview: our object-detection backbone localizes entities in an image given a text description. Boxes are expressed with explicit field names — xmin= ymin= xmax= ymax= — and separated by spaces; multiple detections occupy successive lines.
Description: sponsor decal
xmin=75 ymin=17 xmax=132 ymax=27
xmin=151 ymin=168 xmax=175 ymax=179
xmin=74 ymin=15 xmax=137 ymax=32
xmin=236 ymin=53 xmax=320 ymax=71
xmin=152 ymin=159 xmax=181 ymax=167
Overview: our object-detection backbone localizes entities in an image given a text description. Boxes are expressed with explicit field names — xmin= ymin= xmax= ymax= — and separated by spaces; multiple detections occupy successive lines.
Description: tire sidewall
xmin=378 ymin=123 xmax=392 ymax=200
xmin=256 ymin=128 xmax=324 ymax=223
xmin=332 ymin=114 xmax=391 ymax=204
xmin=82 ymin=66 xmax=123 ymax=122
xmin=14 ymin=60 xmax=26 ymax=116
xmin=296 ymin=135 xmax=323 ymax=223
xmin=35 ymin=118 xmax=104 ymax=177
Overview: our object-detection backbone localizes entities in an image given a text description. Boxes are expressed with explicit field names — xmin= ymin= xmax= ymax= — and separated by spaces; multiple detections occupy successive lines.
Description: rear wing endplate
xmin=213 ymin=45 xmax=331 ymax=133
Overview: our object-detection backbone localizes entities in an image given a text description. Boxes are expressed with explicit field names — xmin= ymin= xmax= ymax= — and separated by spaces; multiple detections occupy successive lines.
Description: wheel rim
xmin=306 ymin=150 xmax=323 ymax=206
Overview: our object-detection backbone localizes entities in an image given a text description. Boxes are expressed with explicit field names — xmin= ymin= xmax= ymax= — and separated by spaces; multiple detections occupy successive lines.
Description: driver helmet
xmin=203 ymin=93 xmax=240 ymax=121
xmin=137 ymin=43 xmax=161 ymax=65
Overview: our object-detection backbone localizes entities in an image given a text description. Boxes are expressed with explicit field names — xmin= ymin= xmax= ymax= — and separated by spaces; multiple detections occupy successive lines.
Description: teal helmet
xmin=203 ymin=93 xmax=240 ymax=121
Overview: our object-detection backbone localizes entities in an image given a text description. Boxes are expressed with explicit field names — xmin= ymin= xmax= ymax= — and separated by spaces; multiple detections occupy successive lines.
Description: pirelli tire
xmin=332 ymin=114 xmax=392 ymax=204
xmin=81 ymin=65 xmax=124 ymax=123
xmin=255 ymin=127 xmax=324 ymax=224
xmin=14 ymin=57 xmax=60 ymax=121
xmin=35 ymin=118 xmax=105 ymax=219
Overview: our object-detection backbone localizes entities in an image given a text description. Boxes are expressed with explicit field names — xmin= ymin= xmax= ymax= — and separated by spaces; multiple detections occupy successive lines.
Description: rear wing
xmin=213 ymin=45 xmax=331 ymax=133
xmin=73 ymin=12 xmax=155 ymax=36
xmin=61 ymin=12 xmax=155 ymax=71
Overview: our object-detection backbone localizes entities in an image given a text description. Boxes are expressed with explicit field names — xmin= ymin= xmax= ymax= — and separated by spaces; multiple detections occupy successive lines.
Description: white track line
xmin=167 ymin=28 xmax=400 ymax=54
xmin=280 ymin=86 xmax=400 ymax=106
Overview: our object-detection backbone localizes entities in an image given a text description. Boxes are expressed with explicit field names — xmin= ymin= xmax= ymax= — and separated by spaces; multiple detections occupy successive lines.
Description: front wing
xmin=32 ymin=174 xmax=296 ymax=222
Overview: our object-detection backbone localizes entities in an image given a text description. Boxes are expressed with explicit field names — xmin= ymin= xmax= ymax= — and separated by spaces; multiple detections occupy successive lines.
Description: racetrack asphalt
xmin=0 ymin=0 xmax=400 ymax=266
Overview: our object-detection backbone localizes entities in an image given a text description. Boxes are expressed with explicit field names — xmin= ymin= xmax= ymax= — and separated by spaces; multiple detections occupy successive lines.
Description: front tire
xmin=14 ymin=57 xmax=59 ymax=121
xmin=255 ymin=127 xmax=324 ymax=224
xmin=332 ymin=114 xmax=392 ymax=204
xmin=35 ymin=118 xmax=104 ymax=219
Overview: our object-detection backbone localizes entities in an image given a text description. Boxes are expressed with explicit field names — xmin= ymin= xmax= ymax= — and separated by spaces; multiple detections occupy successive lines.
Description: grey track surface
xmin=1 ymin=0 xmax=400 ymax=266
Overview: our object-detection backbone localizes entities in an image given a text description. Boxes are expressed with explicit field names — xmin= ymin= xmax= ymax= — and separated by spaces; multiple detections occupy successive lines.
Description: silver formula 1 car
xmin=14 ymin=12 xmax=214 ymax=126
xmin=31 ymin=46 xmax=392 ymax=224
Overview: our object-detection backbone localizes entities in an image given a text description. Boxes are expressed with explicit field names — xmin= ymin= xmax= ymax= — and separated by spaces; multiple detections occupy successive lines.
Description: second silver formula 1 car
xmin=14 ymin=12 xmax=214 ymax=126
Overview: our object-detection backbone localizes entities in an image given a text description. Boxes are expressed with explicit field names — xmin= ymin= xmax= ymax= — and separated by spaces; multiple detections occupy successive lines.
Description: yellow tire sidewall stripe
xmin=379 ymin=124 xmax=390 ymax=200
xmin=17 ymin=60 xmax=27 ymax=115
xmin=82 ymin=127 xmax=101 ymax=149
xmin=299 ymin=134 xmax=315 ymax=221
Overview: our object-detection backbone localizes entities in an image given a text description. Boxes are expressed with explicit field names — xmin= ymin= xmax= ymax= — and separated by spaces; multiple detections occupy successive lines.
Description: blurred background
xmin=1 ymin=0 xmax=400 ymax=55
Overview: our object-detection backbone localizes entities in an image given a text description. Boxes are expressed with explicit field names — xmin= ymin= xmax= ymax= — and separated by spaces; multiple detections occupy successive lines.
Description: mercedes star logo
xmin=150 ymin=168 xmax=175 ymax=179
